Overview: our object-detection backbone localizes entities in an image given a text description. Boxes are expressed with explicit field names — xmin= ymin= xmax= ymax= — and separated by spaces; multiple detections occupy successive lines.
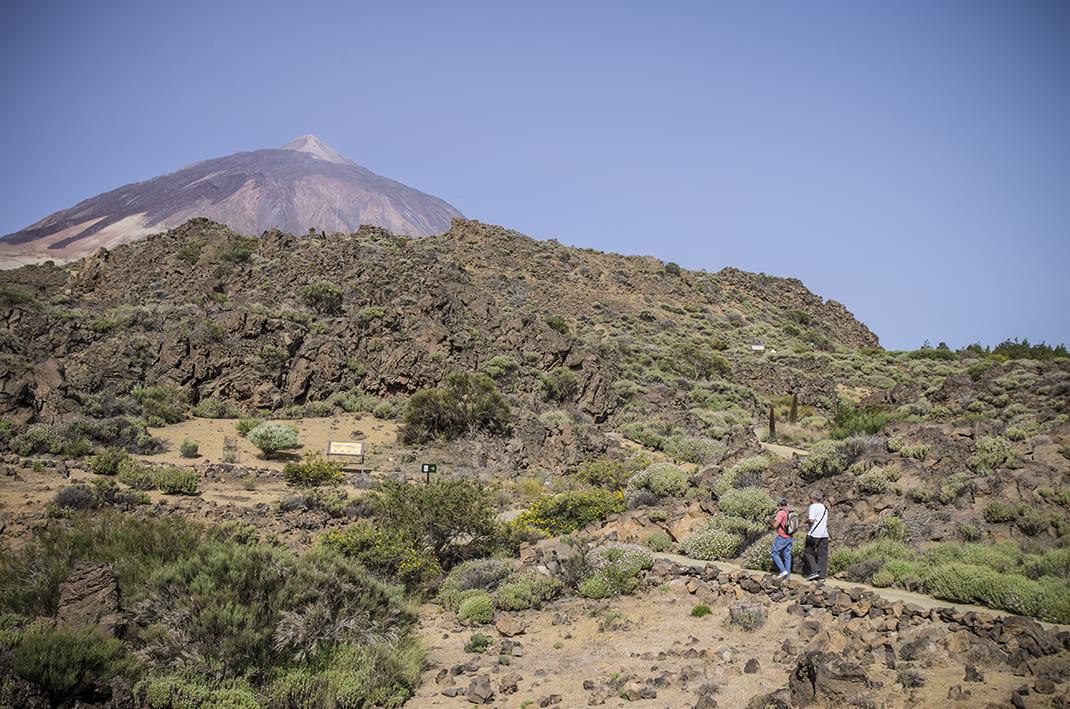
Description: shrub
xmin=130 ymin=385 xmax=187 ymax=425
xmin=831 ymin=403 xmax=892 ymax=439
xmin=644 ymin=531 xmax=672 ymax=552
xmin=857 ymin=468 xmax=891 ymax=495
xmin=401 ymin=373 xmax=511 ymax=444
xmin=320 ymin=523 xmax=441 ymax=589
xmin=662 ymin=435 xmax=723 ymax=465
xmin=90 ymin=446 xmax=129 ymax=476
xmin=133 ymin=543 xmax=417 ymax=677
xmin=457 ymin=592 xmax=494 ymax=624
xmin=542 ymin=366 xmax=578 ymax=402
xmin=437 ymin=559 xmax=517 ymax=610
xmin=153 ymin=466 xmax=198 ymax=494
xmin=192 ymin=397 xmax=242 ymax=418
xmin=718 ymin=487 xmax=773 ymax=522
xmin=573 ymin=454 xmax=652 ymax=491
xmin=371 ymin=478 xmax=501 ymax=571
xmin=983 ymin=500 xmax=1018 ymax=523
xmin=967 ymin=436 xmax=1015 ymax=474
xmin=118 ymin=459 xmax=156 ymax=490
xmin=464 ymin=633 xmax=494 ymax=653
xmin=284 ymin=452 xmax=343 ymax=488
xmin=511 ymin=489 xmax=625 ymax=537
xmin=800 ymin=437 xmax=874 ymax=481
xmin=9 ymin=424 xmax=62 ymax=457
xmin=495 ymin=573 xmax=564 ymax=611
xmin=179 ymin=439 xmax=199 ymax=458
xmin=578 ymin=543 xmax=653 ymax=598
xmin=234 ymin=415 xmax=265 ymax=437
xmin=544 ymin=314 xmax=569 ymax=336
xmin=691 ymin=605 xmax=712 ymax=617
xmin=681 ymin=524 xmax=742 ymax=561
xmin=301 ymin=281 xmax=344 ymax=314
xmin=50 ymin=484 xmax=98 ymax=513
xmin=246 ymin=421 xmax=300 ymax=458
xmin=625 ymin=462 xmax=688 ymax=499
xmin=59 ymin=416 xmax=164 ymax=454
xmin=13 ymin=626 xmax=133 ymax=704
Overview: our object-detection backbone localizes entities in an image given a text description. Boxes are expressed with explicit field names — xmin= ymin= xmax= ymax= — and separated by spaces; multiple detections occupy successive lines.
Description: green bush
xmin=9 ymin=424 xmax=63 ymax=457
xmin=625 ymin=462 xmax=688 ymax=499
xmin=153 ymin=466 xmax=199 ymax=494
xmin=60 ymin=416 xmax=164 ymax=454
xmin=983 ymin=500 xmax=1018 ymax=523
xmin=401 ymin=373 xmax=510 ymax=443
xmin=90 ymin=446 xmax=129 ymax=476
xmin=857 ymin=468 xmax=891 ymax=495
xmin=179 ymin=439 xmax=199 ymax=458
xmin=831 ymin=403 xmax=892 ymax=439
xmin=118 ymin=459 xmax=156 ymax=490
xmin=464 ymin=634 xmax=494 ymax=653
xmin=716 ymin=488 xmax=772 ymax=522
xmin=370 ymin=478 xmax=502 ymax=571
xmin=136 ymin=675 xmax=259 ymax=708
xmin=544 ymin=314 xmax=569 ymax=335
xmin=511 ymin=488 xmax=625 ymax=537
xmin=192 ymin=398 xmax=242 ymax=418
xmin=284 ymin=453 xmax=343 ymax=488
xmin=437 ymin=559 xmax=517 ymax=610
xmin=967 ymin=436 xmax=1015 ymax=474
xmin=662 ymin=435 xmax=723 ymax=465
xmin=691 ymin=605 xmax=712 ymax=617
xmin=800 ymin=437 xmax=872 ymax=481
xmin=542 ymin=366 xmax=578 ymax=402
xmin=572 ymin=454 xmax=652 ymax=491
xmin=246 ymin=421 xmax=300 ymax=458
xmin=578 ymin=543 xmax=653 ymax=598
xmin=320 ymin=523 xmax=441 ymax=589
xmin=234 ymin=415 xmax=265 ymax=437
xmin=495 ymin=573 xmax=564 ymax=611
xmin=643 ymin=531 xmax=672 ymax=552
xmin=130 ymin=385 xmax=187 ymax=425
xmin=457 ymin=592 xmax=495 ymax=624
xmin=13 ymin=626 xmax=134 ymax=704
xmin=133 ymin=543 xmax=417 ymax=677
xmin=301 ymin=281 xmax=344 ymax=314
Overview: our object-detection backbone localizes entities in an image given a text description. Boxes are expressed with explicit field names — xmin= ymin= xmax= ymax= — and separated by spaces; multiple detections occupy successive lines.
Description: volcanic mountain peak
xmin=0 ymin=137 xmax=462 ymax=268
xmin=279 ymin=135 xmax=355 ymax=166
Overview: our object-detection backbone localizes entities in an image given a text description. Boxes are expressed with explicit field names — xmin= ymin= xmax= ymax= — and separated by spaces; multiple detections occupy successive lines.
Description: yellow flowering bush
xmin=320 ymin=523 xmax=441 ymax=589
xmin=511 ymin=489 xmax=624 ymax=537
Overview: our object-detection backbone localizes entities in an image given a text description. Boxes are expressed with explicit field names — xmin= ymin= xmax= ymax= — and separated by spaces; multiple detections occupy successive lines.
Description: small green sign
xmin=421 ymin=464 xmax=437 ymax=474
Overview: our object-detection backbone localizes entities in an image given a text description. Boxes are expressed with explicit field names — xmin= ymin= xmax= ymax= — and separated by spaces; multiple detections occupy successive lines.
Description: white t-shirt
xmin=807 ymin=502 xmax=828 ymax=538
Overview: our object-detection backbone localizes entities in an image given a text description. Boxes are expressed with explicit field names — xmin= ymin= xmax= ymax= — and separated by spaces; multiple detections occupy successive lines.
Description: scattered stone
xmin=744 ymin=658 xmax=760 ymax=674
xmin=465 ymin=675 xmax=494 ymax=704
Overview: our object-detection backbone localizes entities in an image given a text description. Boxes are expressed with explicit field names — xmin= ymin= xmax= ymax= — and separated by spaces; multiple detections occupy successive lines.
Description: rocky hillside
xmin=1 ymin=217 xmax=1069 ymax=707
xmin=2 ymin=217 xmax=1067 ymax=552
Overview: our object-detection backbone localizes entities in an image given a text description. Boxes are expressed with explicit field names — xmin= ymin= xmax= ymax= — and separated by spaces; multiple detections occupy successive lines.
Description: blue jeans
xmin=771 ymin=535 xmax=793 ymax=575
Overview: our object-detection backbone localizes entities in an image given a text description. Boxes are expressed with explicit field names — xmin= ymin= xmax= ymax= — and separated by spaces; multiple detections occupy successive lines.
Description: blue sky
xmin=2 ymin=1 xmax=1068 ymax=351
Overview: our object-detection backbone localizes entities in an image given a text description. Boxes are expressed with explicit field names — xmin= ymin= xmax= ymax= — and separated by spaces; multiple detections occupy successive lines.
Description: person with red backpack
xmin=768 ymin=497 xmax=797 ymax=579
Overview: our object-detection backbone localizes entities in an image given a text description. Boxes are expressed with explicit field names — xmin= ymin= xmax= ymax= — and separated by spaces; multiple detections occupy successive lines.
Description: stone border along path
xmin=653 ymin=551 xmax=1070 ymax=632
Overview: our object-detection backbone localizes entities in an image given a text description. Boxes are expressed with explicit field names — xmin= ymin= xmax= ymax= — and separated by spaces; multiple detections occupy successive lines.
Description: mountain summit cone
xmin=0 ymin=136 xmax=463 ymax=268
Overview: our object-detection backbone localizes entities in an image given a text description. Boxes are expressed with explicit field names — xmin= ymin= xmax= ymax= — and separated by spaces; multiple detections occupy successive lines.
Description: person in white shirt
xmin=804 ymin=491 xmax=829 ymax=581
